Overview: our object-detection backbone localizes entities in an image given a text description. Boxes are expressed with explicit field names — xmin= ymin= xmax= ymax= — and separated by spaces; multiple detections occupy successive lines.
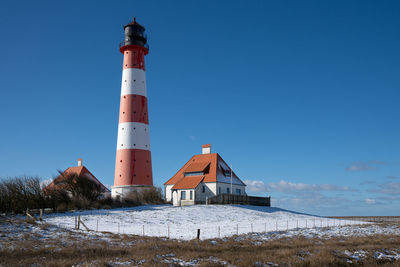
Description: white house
xmin=164 ymin=144 xmax=246 ymax=206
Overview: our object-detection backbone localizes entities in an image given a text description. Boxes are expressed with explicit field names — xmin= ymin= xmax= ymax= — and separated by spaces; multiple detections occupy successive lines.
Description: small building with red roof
xmin=164 ymin=144 xmax=246 ymax=206
xmin=44 ymin=158 xmax=110 ymax=198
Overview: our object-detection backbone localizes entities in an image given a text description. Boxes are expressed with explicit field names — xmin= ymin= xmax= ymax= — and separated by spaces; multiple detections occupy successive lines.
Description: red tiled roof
xmin=44 ymin=166 xmax=110 ymax=193
xmin=171 ymin=175 xmax=204 ymax=190
xmin=184 ymin=162 xmax=210 ymax=173
xmin=164 ymin=153 xmax=245 ymax=186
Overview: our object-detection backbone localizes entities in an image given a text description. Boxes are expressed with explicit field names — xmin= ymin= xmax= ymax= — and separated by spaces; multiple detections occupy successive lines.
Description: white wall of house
xmin=170 ymin=182 xmax=246 ymax=206
xmin=195 ymin=182 xmax=216 ymax=202
xmin=172 ymin=189 xmax=196 ymax=206
xmin=216 ymin=182 xmax=246 ymax=196
xmin=164 ymin=184 xmax=174 ymax=202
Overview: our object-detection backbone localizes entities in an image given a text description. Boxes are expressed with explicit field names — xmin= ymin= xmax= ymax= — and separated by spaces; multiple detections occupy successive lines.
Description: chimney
xmin=202 ymin=144 xmax=211 ymax=154
xmin=77 ymin=158 xmax=83 ymax=167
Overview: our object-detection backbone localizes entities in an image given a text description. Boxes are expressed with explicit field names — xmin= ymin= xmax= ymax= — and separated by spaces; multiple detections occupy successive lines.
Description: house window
xmin=184 ymin=171 xmax=203 ymax=177
xmin=202 ymin=185 xmax=205 ymax=193
xmin=181 ymin=191 xmax=186 ymax=200
xmin=227 ymin=187 xmax=230 ymax=194
xmin=236 ymin=188 xmax=241 ymax=195
xmin=190 ymin=190 xmax=193 ymax=200
xmin=218 ymin=187 xmax=221 ymax=194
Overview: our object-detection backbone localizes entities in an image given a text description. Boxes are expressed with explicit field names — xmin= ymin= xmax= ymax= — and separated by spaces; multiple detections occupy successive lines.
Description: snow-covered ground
xmin=44 ymin=205 xmax=371 ymax=240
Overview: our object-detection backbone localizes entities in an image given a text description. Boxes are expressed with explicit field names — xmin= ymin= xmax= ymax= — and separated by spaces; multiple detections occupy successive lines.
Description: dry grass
xmin=1 ymin=219 xmax=400 ymax=267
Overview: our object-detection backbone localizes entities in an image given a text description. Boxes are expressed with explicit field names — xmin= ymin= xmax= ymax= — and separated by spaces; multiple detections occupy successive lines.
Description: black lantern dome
xmin=122 ymin=18 xmax=148 ymax=48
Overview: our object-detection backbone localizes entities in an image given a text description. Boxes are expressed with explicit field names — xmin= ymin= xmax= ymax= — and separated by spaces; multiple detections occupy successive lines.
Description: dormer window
xmin=184 ymin=171 xmax=203 ymax=177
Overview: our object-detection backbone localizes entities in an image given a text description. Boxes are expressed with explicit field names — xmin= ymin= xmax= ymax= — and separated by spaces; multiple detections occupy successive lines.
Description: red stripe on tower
xmin=112 ymin=18 xmax=153 ymax=198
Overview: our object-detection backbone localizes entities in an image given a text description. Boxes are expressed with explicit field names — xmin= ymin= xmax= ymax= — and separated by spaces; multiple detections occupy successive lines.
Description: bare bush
xmin=124 ymin=187 xmax=164 ymax=206
xmin=53 ymin=171 xmax=102 ymax=201
xmin=0 ymin=176 xmax=44 ymax=213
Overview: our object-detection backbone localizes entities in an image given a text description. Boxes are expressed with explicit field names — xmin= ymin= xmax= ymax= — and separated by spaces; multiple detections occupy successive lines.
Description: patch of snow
xmin=43 ymin=205 xmax=371 ymax=240
xmin=374 ymin=250 xmax=400 ymax=261
xmin=343 ymin=250 xmax=368 ymax=261
xmin=157 ymin=254 xmax=199 ymax=266
xmin=244 ymin=224 xmax=400 ymax=241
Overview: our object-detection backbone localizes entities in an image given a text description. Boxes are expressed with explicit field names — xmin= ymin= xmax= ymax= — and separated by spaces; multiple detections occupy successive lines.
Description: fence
xmin=52 ymin=216 xmax=369 ymax=240
xmin=206 ymin=194 xmax=271 ymax=206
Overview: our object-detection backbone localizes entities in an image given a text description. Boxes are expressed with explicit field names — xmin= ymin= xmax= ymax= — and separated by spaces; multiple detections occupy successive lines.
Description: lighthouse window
xmin=134 ymin=80 xmax=136 ymax=82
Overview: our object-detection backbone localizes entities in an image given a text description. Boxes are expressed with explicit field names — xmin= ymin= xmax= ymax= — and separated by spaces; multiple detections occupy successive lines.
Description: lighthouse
xmin=111 ymin=18 xmax=153 ymax=198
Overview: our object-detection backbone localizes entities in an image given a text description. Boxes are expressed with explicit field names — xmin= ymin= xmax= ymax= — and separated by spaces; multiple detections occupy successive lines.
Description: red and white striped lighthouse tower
xmin=112 ymin=18 xmax=153 ymax=198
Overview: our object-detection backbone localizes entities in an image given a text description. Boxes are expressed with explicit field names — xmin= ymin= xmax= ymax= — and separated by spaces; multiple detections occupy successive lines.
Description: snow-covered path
xmin=44 ymin=205 xmax=368 ymax=240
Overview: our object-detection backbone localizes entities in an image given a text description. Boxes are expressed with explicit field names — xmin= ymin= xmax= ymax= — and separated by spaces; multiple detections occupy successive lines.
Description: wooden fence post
xmin=78 ymin=217 xmax=90 ymax=231
xmin=197 ymin=229 xmax=200 ymax=240
xmin=39 ymin=209 xmax=43 ymax=221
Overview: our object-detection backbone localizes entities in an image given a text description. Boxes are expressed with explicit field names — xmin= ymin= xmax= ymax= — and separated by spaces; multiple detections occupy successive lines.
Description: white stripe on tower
xmin=121 ymin=68 xmax=147 ymax=97
xmin=116 ymin=122 xmax=150 ymax=150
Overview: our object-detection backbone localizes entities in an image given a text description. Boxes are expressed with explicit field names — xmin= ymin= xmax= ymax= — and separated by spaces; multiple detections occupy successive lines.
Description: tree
xmin=54 ymin=171 xmax=102 ymax=202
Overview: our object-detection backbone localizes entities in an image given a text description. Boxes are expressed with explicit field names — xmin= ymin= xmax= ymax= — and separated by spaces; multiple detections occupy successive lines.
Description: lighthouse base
xmin=111 ymin=185 xmax=153 ymax=200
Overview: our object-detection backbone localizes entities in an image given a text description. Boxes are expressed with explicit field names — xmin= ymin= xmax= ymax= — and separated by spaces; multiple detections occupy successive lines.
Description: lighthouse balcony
xmin=119 ymin=41 xmax=149 ymax=49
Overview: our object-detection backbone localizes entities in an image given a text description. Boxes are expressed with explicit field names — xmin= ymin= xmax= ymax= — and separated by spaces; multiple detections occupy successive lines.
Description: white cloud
xmin=346 ymin=161 xmax=386 ymax=172
xmin=368 ymin=182 xmax=400 ymax=195
xmin=365 ymin=198 xmax=376 ymax=205
xmin=244 ymin=179 xmax=352 ymax=194
xmin=244 ymin=180 xmax=269 ymax=193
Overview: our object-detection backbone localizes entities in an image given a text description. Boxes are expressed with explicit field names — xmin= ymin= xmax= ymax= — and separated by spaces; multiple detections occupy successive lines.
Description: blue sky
xmin=0 ymin=0 xmax=399 ymax=216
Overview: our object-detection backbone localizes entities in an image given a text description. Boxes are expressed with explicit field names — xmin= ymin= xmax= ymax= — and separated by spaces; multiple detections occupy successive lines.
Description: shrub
xmin=53 ymin=171 xmax=103 ymax=201
xmin=0 ymin=176 xmax=44 ymax=213
xmin=124 ymin=187 xmax=164 ymax=206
